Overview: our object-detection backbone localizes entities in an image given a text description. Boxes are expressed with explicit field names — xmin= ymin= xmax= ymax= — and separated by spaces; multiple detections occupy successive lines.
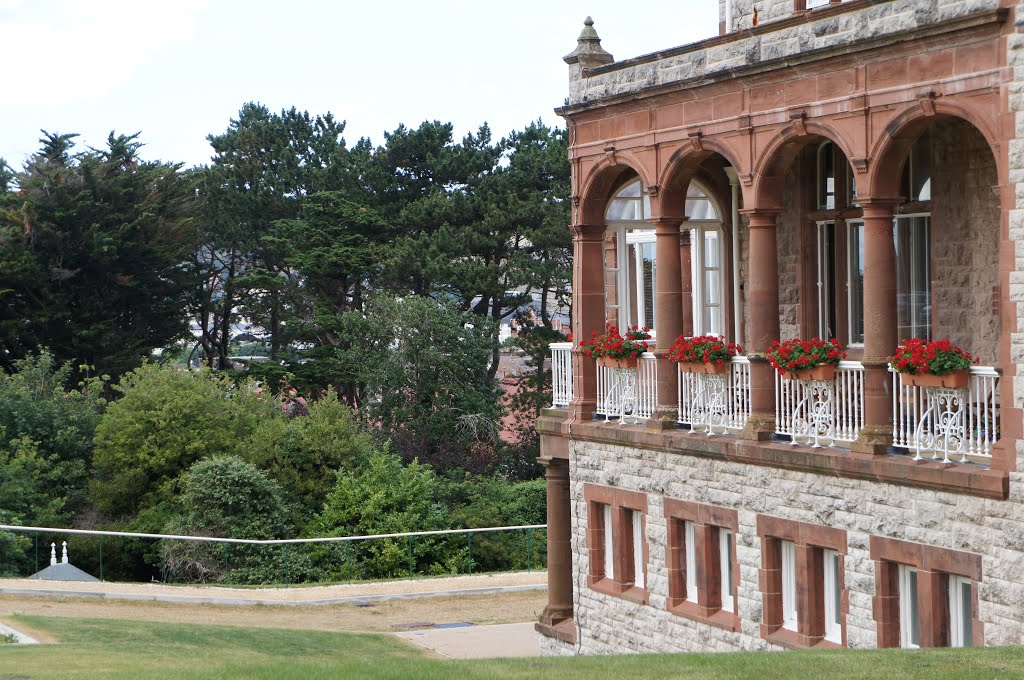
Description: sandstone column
xmin=538 ymin=455 xmax=574 ymax=628
xmin=570 ymin=223 xmax=606 ymax=421
xmin=652 ymin=217 xmax=686 ymax=427
xmin=680 ymin=230 xmax=694 ymax=337
xmin=740 ymin=209 xmax=780 ymax=440
xmin=852 ymin=200 xmax=898 ymax=455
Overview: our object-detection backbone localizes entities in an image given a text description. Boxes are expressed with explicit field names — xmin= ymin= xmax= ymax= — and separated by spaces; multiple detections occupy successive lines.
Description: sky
xmin=0 ymin=1 xmax=719 ymax=169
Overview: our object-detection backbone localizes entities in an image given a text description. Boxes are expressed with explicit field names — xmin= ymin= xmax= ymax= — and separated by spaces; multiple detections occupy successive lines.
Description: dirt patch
xmin=0 ymin=590 xmax=546 ymax=637
xmin=0 ymin=617 xmax=58 ymax=644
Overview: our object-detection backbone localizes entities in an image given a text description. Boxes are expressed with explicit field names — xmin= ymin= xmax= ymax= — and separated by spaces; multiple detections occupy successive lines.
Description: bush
xmin=91 ymin=364 xmax=280 ymax=517
xmin=162 ymin=456 xmax=319 ymax=584
xmin=312 ymin=451 xmax=451 ymax=579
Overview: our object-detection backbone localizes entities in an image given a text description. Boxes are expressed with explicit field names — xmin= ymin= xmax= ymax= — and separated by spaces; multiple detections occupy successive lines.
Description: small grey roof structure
xmin=29 ymin=562 xmax=99 ymax=582
xmin=29 ymin=541 xmax=99 ymax=582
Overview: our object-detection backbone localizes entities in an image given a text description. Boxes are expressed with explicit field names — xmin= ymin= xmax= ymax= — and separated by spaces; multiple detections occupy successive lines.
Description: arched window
xmin=686 ymin=183 xmax=726 ymax=337
xmin=896 ymin=132 xmax=932 ymax=340
xmin=603 ymin=179 xmax=726 ymax=339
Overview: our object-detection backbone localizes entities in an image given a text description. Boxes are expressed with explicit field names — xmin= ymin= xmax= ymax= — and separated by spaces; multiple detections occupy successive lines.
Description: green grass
xmin=1 ymin=616 xmax=1023 ymax=679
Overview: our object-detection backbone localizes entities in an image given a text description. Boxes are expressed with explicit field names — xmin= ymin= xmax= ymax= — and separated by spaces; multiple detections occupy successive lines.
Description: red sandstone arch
xmin=752 ymin=120 xmax=859 ymax=211
xmin=659 ymin=138 xmax=749 ymax=218
xmin=866 ymin=101 xmax=1004 ymax=198
xmin=577 ymin=152 xmax=654 ymax=225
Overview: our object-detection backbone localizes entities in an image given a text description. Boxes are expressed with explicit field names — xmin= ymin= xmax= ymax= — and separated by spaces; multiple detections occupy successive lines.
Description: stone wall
xmin=930 ymin=118 xmax=1000 ymax=362
xmin=1006 ymin=1 xmax=1024 ymax=455
xmin=565 ymin=438 xmax=1024 ymax=654
xmin=569 ymin=0 xmax=1000 ymax=106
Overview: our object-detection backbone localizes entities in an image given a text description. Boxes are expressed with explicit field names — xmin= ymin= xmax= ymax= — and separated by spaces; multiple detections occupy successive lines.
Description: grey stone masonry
xmin=565 ymin=438 xmax=1024 ymax=654
xmin=568 ymin=0 xmax=1000 ymax=106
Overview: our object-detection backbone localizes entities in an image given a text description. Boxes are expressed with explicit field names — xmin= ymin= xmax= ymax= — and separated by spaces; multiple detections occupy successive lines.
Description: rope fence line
xmin=0 ymin=524 xmax=548 ymax=547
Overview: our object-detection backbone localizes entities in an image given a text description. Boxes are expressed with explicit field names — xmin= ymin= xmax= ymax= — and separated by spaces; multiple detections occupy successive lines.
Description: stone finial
xmin=564 ymin=16 xmax=614 ymax=70
xmin=50 ymin=543 xmax=56 ymax=567
xmin=62 ymin=541 xmax=68 ymax=564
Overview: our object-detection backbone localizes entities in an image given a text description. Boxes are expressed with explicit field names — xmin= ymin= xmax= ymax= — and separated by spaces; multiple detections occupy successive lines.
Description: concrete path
xmin=395 ymin=622 xmax=539 ymax=659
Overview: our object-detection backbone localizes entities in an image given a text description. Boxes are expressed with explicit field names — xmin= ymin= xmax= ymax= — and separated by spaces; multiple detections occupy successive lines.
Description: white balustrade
xmin=596 ymin=352 xmax=658 ymax=424
xmin=549 ymin=342 xmax=574 ymax=408
xmin=891 ymin=366 xmax=999 ymax=463
xmin=774 ymin=361 xmax=864 ymax=447
xmin=677 ymin=356 xmax=751 ymax=434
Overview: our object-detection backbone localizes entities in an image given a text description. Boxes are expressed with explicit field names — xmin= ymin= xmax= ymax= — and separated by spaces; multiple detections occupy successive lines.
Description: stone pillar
xmin=852 ymin=200 xmax=898 ymax=455
xmin=680 ymin=230 xmax=694 ymax=338
xmin=740 ymin=209 xmax=780 ymax=440
xmin=538 ymin=455 xmax=574 ymax=627
xmin=652 ymin=217 xmax=686 ymax=428
xmin=570 ymin=223 xmax=606 ymax=421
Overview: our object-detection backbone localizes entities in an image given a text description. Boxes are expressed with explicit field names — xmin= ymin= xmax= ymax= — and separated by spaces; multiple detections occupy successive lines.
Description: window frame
xmin=584 ymin=484 xmax=649 ymax=605
xmin=757 ymin=515 xmax=848 ymax=648
xmin=664 ymin=498 xmax=741 ymax=631
xmin=870 ymin=535 xmax=983 ymax=648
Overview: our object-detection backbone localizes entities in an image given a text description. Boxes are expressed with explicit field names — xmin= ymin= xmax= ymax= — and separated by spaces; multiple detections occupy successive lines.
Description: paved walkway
xmin=395 ymin=621 xmax=540 ymax=659
xmin=0 ymin=571 xmax=546 ymax=607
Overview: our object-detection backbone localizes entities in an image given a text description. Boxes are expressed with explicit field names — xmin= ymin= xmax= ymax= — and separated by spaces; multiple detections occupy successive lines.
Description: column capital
xmin=857 ymin=197 xmax=900 ymax=217
xmin=739 ymin=208 xmax=780 ymax=229
xmin=571 ymin=223 xmax=606 ymax=241
xmin=649 ymin=215 xmax=689 ymax=232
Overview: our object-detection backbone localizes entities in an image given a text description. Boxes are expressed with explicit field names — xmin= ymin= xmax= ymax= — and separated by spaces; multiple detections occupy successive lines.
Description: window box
xmin=782 ymin=364 xmax=837 ymax=381
xmin=598 ymin=356 xmax=640 ymax=369
xmin=899 ymin=370 xmax=969 ymax=389
xmin=678 ymin=361 xmax=731 ymax=375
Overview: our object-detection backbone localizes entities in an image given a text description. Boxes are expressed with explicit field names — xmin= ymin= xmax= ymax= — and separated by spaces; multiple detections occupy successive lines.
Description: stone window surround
xmin=869 ymin=535 xmax=984 ymax=648
xmin=756 ymin=515 xmax=848 ymax=649
xmin=663 ymin=497 xmax=741 ymax=632
xmin=584 ymin=483 xmax=650 ymax=605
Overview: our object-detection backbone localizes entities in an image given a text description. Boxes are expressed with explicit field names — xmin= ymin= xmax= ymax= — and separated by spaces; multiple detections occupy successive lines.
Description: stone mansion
xmin=536 ymin=0 xmax=1024 ymax=655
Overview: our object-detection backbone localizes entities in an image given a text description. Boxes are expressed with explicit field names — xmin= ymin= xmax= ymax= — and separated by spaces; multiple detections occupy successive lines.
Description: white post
xmin=724 ymin=167 xmax=743 ymax=346
xmin=50 ymin=543 xmax=56 ymax=567
xmin=62 ymin=541 xmax=68 ymax=564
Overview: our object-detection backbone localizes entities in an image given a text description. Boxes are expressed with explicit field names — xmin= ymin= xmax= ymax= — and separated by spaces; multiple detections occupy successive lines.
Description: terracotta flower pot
xmin=900 ymin=370 xmax=969 ymax=389
xmin=782 ymin=364 xmax=837 ymax=381
xmin=678 ymin=361 xmax=730 ymax=375
xmin=598 ymin=356 xmax=639 ymax=369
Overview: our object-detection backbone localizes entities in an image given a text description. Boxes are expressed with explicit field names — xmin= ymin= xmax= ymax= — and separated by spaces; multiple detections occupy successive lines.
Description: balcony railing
xmin=677 ymin=357 xmax=751 ymax=434
xmin=550 ymin=342 xmax=573 ymax=408
xmin=596 ymin=352 xmax=658 ymax=424
xmin=891 ymin=366 xmax=999 ymax=464
xmin=774 ymin=361 xmax=865 ymax=447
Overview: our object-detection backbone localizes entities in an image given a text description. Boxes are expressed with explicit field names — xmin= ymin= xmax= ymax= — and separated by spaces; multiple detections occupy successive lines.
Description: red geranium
xmin=889 ymin=338 xmax=974 ymax=376
xmin=664 ymin=335 xmax=742 ymax=365
xmin=765 ymin=338 xmax=846 ymax=375
xmin=580 ymin=324 xmax=651 ymax=360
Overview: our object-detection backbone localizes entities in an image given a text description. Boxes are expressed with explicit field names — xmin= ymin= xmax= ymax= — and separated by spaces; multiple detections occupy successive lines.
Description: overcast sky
xmin=0 ymin=1 xmax=718 ymax=169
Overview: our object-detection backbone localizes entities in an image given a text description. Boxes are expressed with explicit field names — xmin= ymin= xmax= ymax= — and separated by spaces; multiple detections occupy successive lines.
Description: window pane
xmin=603 ymin=505 xmax=614 ymax=581
xmin=819 ymin=142 xmax=836 ymax=210
xmin=912 ymin=132 xmax=932 ymax=202
xmin=632 ymin=511 xmax=644 ymax=589
xmin=641 ymin=243 xmax=656 ymax=331
xmin=627 ymin=243 xmax=640 ymax=328
xmin=720 ymin=530 xmax=734 ymax=613
xmin=894 ymin=217 xmax=931 ymax=342
xmin=684 ymin=521 xmax=697 ymax=601
xmin=705 ymin=271 xmax=721 ymax=306
xmin=848 ymin=222 xmax=864 ymax=344
xmin=960 ymin=581 xmax=973 ymax=647
xmin=781 ymin=540 xmax=797 ymax=631
xmin=705 ymin=306 xmax=722 ymax=336
xmin=909 ymin=570 xmax=920 ymax=647
xmin=704 ymin=231 xmax=720 ymax=267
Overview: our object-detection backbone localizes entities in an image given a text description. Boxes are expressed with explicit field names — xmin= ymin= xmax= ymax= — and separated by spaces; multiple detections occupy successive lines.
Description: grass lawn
xmin=1 ymin=616 xmax=1024 ymax=679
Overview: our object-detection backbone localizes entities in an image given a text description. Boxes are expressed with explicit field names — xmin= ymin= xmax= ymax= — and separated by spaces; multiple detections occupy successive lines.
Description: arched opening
xmin=603 ymin=175 xmax=730 ymax=340
xmin=753 ymin=132 xmax=861 ymax=349
xmin=875 ymin=117 xmax=1000 ymax=363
